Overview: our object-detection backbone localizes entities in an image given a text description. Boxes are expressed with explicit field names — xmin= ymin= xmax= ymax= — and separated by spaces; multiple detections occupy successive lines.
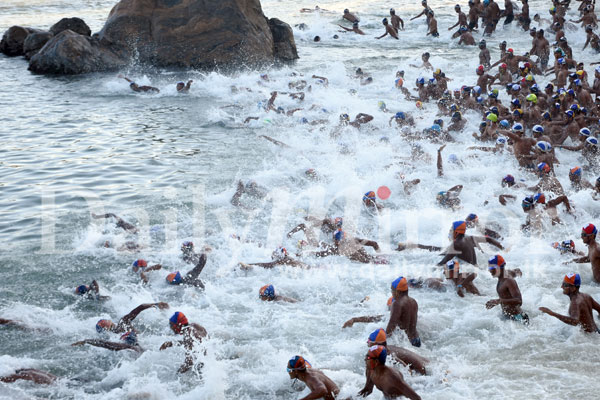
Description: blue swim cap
xmin=75 ymin=285 xmax=89 ymax=295
xmin=395 ymin=111 xmax=406 ymax=120
xmin=431 ymin=124 xmax=441 ymax=132
xmin=499 ymin=120 xmax=509 ymax=128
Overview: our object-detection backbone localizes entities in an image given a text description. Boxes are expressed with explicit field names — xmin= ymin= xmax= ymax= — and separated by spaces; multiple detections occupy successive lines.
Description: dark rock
xmin=23 ymin=31 xmax=54 ymax=60
xmin=267 ymin=18 xmax=298 ymax=61
xmin=1 ymin=26 xmax=33 ymax=56
xmin=29 ymin=30 xmax=127 ymax=74
xmin=50 ymin=17 xmax=91 ymax=37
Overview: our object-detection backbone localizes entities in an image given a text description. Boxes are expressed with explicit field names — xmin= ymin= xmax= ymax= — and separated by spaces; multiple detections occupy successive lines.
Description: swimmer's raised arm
xmin=343 ymin=315 xmax=385 ymax=328
xmin=72 ymin=339 xmax=142 ymax=352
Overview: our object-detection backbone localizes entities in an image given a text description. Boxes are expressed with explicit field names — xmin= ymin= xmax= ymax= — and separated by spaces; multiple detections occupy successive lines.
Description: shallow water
xmin=1 ymin=0 xmax=600 ymax=399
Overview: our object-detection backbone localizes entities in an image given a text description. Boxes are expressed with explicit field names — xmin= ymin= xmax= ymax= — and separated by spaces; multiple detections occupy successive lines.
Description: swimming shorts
xmin=432 ymin=31 xmax=439 ymax=37
xmin=410 ymin=337 xmax=422 ymax=347
xmin=503 ymin=313 xmax=530 ymax=325
xmin=504 ymin=14 xmax=514 ymax=24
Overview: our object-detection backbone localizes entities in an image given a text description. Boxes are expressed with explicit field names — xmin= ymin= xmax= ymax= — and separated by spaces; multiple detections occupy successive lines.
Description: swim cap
xmin=334 ymin=229 xmax=345 ymax=242
xmin=169 ymin=311 xmax=188 ymax=333
xmin=434 ymin=68 xmax=441 ymax=75
xmin=486 ymin=113 xmax=498 ymax=122
xmin=96 ymin=319 xmax=114 ymax=333
xmin=416 ymin=77 xmax=425 ymax=85
xmin=76 ymin=285 xmax=89 ymax=295
xmin=166 ymin=271 xmax=183 ymax=285
xmin=582 ymin=223 xmax=598 ymax=236
xmin=367 ymin=345 xmax=387 ymax=366
xmin=534 ymin=193 xmax=546 ymax=204
xmin=530 ymin=84 xmax=539 ymax=93
xmin=416 ymin=101 xmax=423 ymax=109
xmin=452 ymin=221 xmax=467 ymax=236
xmin=522 ymin=195 xmax=534 ymax=209
xmin=569 ymin=166 xmax=582 ymax=177
xmin=391 ymin=276 xmax=408 ymax=292
xmin=563 ymin=273 xmax=581 ymax=287
xmin=569 ymin=103 xmax=578 ymax=112
xmin=512 ymin=84 xmax=521 ymax=92
xmin=466 ymin=213 xmax=478 ymax=223
xmin=287 ymin=355 xmax=311 ymax=372
xmin=367 ymin=328 xmax=387 ymax=345
xmin=450 ymin=104 xmax=459 ymax=112
xmin=434 ymin=119 xmax=444 ymax=127
xmin=378 ymin=101 xmax=387 ymax=111
xmin=476 ymin=66 xmax=484 ymax=74
xmin=499 ymin=120 xmax=509 ymax=128
xmin=535 ymin=141 xmax=552 ymax=153
xmin=574 ymin=79 xmax=582 ymax=87
xmin=429 ymin=78 xmax=437 ymax=85
xmin=394 ymin=111 xmax=406 ymax=120
xmin=272 ymin=246 xmax=288 ymax=260
xmin=526 ymin=74 xmax=534 ymax=82
xmin=579 ymin=128 xmax=591 ymax=137
xmin=259 ymin=284 xmax=276 ymax=300
xmin=181 ymin=241 xmax=194 ymax=251
xmin=499 ymin=63 xmax=507 ymax=70
xmin=334 ymin=217 xmax=343 ymax=227
xmin=120 ymin=331 xmax=138 ymax=345
xmin=585 ymin=137 xmax=598 ymax=148
xmin=513 ymin=109 xmax=523 ymax=118
xmin=489 ymin=106 xmax=499 ymax=116
xmin=533 ymin=125 xmax=544 ymax=135
xmin=390 ymin=8 xmax=395 ymax=13
xmin=340 ymin=113 xmax=350 ymax=121
xmin=511 ymin=123 xmax=523 ymax=133
xmin=488 ymin=255 xmax=506 ymax=269
xmin=132 ymin=259 xmax=148 ymax=273
xmin=542 ymin=111 xmax=551 ymax=120
xmin=431 ymin=124 xmax=441 ymax=132
xmin=395 ymin=78 xmax=404 ymax=87
xmin=382 ymin=18 xmax=388 ymax=24
xmin=526 ymin=94 xmax=537 ymax=104
xmin=476 ymin=96 xmax=484 ymax=103
xmin=496 ymin=136 xmax=507 ymax=145
xmin=445 ymin=259 xmax=459 ymax=271
xmin=502 ymin=175 xmax=515 ymax=185
xmin=452 ymin=111 xmax=462 ymax=121
xmin=364 ymin=191 xmax=376 ymax=201
xmin=537 ymin=162 xmax=551 ymax=173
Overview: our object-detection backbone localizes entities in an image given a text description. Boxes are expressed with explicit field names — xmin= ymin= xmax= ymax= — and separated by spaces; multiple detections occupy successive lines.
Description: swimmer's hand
xmin=485 ymin=299 xmax=500 ymax=309
xmin=438 ymin=144 xmax=447 ymax=153
xmin=358 ymin=386 xmax=373 ymax=397
xmin=342 ymin=318 xmax=356 ymax=328
xmin=159 ymin=341 xmax=173 ymax=351
xmin=538 ymin=307 xmax=552 ymax=315
xmin=154 ymin=302 xmax=169 ymax=310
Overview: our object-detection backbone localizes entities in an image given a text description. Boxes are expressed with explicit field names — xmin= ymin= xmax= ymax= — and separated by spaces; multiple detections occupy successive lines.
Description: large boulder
xmin=0 ymin=26 xmax=33 ymax=56
xmin=267 ymin=18 xmax=298 ymax=62
xmin=29 ymin=30 xmax=127 ymax=74
xmin=50 ymin=17 xmax=92 ymax=37
xmin=96 ymin=0 xmax=297 ymax=68
xmin=23 ymin=31 xmax=54 ymax=60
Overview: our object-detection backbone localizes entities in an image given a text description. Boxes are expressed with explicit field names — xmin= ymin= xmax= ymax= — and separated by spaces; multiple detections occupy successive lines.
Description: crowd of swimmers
xmin=3 ymin=0 xmax=600 ymax=398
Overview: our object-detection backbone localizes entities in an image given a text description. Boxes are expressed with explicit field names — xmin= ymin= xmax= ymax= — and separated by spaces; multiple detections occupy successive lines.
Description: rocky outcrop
xmin=2 ymin=0 xmax=297 ymax=74
xmin=0 ymin=26 xmax=34 ymax=56
xmin=267 ymin=18 xmax=298 ymax=62
xmin=29 ymin=30 xmax=127 ymax=74
xmin=23 ymin=31 xmax=54 ymax=60
xmin=50 ymin=17 xmax=91 ymax=37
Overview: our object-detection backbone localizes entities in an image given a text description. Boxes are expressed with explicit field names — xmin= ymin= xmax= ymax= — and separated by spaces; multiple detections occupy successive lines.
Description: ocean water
xmin=1 ymin=0 xmax=599 ymax=399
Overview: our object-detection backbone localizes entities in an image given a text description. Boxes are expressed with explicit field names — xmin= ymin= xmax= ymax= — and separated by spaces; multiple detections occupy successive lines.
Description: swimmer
xmin=376 ymin=18 xmax=399 ymax=40
xmin=72 ymin=330 xmax=143 ymax=353
xmin=181 ymin=240 xmax=210 ymax=265
xmin=131 ymin=259 xmax=162 ymax=284
xmin=165 ymin=252 xmax=208 ymax=288
xmin=95 ymin=302 xmax=169 ymax=334
xmin=410 ymin=0 xmax=432 ymax=23
xmin=176 ymin=80 xmax=193 ymax=93
xmin=435 ymin=185 xmax=463 ymax=209
xmin=448 ymin=5 xmax=468 ymax=35
xmin=91 ymin=212 xmax=138 ymax=233
xmin=258 ymin=284 xmax=297 ymax=303
xmin=313 ymin=228 xmax=383 ymax=264
xmin=410 ymin=52 xmax=433 ymax=71
xmin=75 ymin=280 xmax=110 ymax=301
xmin=438 ymin=221 xmax=504 ymax=266
xmin=337 ymin=113 xmax=374 ymax=129
xmin=358 ymin=345 xmax=421 ymax=400
xmin=117 ymin=74 xmax=160 ymax=93
xmin=426 ymin=10 xmax=439 ymax=38
xmin=363 ymin=190 xmax=384 ymax=212
xmin=486 ymin=255 xmax=529 ymax=324
xmin=568 ymin=166 xmax=595 ymax=191
xmin=231 ymin=180 xmax=267 ymax=207
xmin=160 ymin=311 xmax=208 ymax=373
xmin=366 ymin=328 xmax=429 ymax=375
xmin=444 ymin=260 xmax=481 ymax=297
xmin=529 ymin=162 xmax=565 ymax=196
xmin=465 ymin=213 xmax=502 ymax=240
xmin=390 ymin=8 xmax=404 ymax=31
xmin=338 ymin=21 xmax=365 ymax=35
xmin=539 ymin=273 xmax=600 ymax=333
xmin=571 ymin=224 xmax=600 ymax=283
xmin=240 ymin=246 xmax=308 ymax=269
xmin=0 ymin=369 xmax=57 ymax=385
xmin=287 ymin=215 xmax=340 ymax=246
xmin=386 ymin=277 xmax=421 ymax=347
xmin=287 ymin=356 xmax=340 ymax=400
xmin=520 ymin=193 xmax=571 ymax=232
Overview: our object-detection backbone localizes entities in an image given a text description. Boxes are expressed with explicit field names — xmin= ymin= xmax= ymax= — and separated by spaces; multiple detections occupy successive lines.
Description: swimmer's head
xmin=450 ymin=220 xmax=467 ymax=239
xmin=340 ymin=113 xmax=350 ymax=122
xmin=169 ymin=311 xmax=188 ymax=334
xmin=569 ymin=166 xmax=582 ymax=181
xmin=313 ymin=36 xmax=320 ymax=42
xmin=75 ymin=285 xmax=90 ymax=295
xmin=176 ymin=82 xmax=185 ymax=91
xmin=391 ymin=276 xmax=408 ymax=293
xmin=96 ymin=319 xmax=115 ymax=333
xmin=363 ymin=191 xmax=376 ymax=203
xmin=586 ymin=137 xmax=598 ymax=150
xmin=120 ymin=331 xmax=138 ymax=346
xmin=271 ymin=246 xmax=288 ymax=260
xmin=382 ymin=18 xmax=388 ymax=25
xmin=535 ymin=141 xmax=552 ymax=153
xmin=562 ymin=273 xmax=581 ymax=290
xmin=259 ymin=284 xmax=276 ymax=301
xmin=344 ymin=8 xmax=349 ymax=14
xmin=334 ymin=217 xmax=343 ymax=227
xmin=367 ymin=328 xmax=387 ymax=346
xmin=496 ymin=136 xmax=507 ymax=145
xmin=132 ymin=259 xmax=148 ymax=273
xmin=287 ymin=355 xmax=311 ymax=377
xmin=378 ymin=101 xmax=387 ymax=111
xmin=465 ymin=213 xmax=478 ymax=227
xmin=366 ymin=345 xmax=387 ymax=369
xmin=502 ymin=174 xmax=515 ymax=187
xmin=488 ymin=255 xmax=506 ymax=274
xmin=445 ymin=260 xmax=460 ymax=278
xmin=166 ymin=271 xmax=183 ymax=285
xmin=537 ymin=162 xmax=551 ymax=175
xmin=390 ymin=8 xmax=396 ymax=15
xmin=181 ymin=241 xmax=194 ymax=253
xmin=581 ymin=223 xmax=598 ymax=240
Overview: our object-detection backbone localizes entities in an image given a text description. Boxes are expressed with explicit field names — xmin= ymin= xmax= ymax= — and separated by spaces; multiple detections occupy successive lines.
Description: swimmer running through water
xmin=160 ymin=311 xmax=208 ymax=373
